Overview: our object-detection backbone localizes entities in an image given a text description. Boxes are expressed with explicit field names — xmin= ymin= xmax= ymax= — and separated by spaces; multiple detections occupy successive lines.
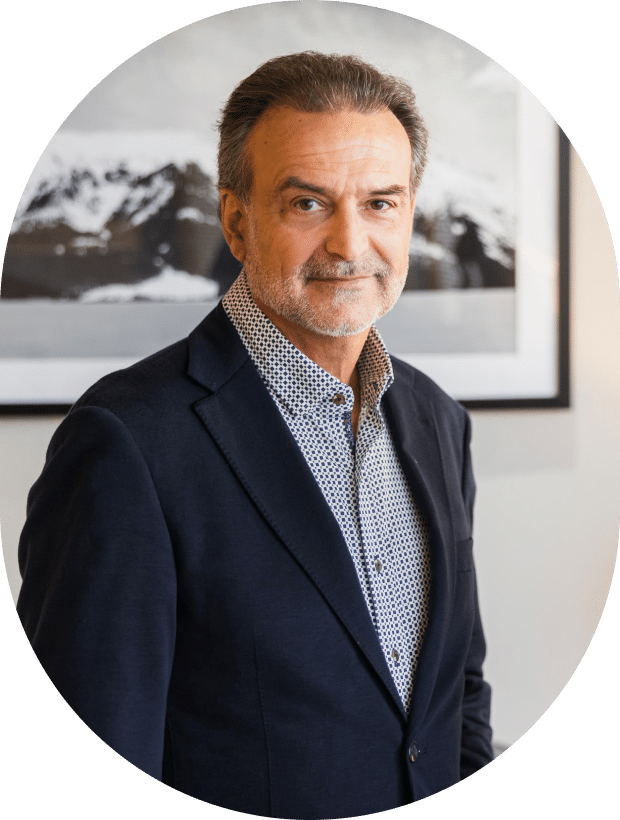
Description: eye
xmin=294 ymin=198 xmax=323 ymax=212
xmin=369 ymin=199 xmax=392 ymax=211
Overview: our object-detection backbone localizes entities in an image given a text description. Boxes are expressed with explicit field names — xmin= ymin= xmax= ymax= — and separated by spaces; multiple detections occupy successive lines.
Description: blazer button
xmin=408 ymin=742 xmax=419 ymax=763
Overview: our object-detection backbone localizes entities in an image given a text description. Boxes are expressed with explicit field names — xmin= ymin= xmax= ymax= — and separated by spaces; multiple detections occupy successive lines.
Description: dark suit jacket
xmin=17 ymin=302 xmax=493 ymax=819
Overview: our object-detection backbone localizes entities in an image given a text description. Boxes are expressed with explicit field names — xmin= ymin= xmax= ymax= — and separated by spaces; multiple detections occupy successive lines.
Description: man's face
xmin=221 ymin=105 xmax=415 ymax=339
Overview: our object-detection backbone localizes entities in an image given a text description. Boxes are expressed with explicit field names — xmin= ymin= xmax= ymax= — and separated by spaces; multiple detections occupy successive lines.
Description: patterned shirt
xmin=223 ymin=273 xmax=431 ymax=712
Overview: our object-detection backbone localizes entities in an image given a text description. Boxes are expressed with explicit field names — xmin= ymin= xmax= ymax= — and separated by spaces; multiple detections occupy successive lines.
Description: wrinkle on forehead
xmin=248 ymin=106 xmax=412 ymax=199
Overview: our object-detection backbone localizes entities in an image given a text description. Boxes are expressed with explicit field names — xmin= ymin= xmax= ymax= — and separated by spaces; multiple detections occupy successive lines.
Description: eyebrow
xmin=276 ymin=176 xmax=410 ymax=199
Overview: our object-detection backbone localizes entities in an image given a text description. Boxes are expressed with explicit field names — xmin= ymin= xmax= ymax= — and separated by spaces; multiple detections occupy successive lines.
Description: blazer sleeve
xmin=459 ymin=409 xmax=494 ymax=778
xmin=17 ymin=405 xmax=177 ymax=779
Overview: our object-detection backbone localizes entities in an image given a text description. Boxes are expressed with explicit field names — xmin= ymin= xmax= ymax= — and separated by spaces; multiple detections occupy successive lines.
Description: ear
xmin=220 ymin=190 xmax=248 ymax=263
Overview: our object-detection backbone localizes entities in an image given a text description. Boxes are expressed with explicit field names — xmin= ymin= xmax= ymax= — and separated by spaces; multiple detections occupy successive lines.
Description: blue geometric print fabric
xmin=223 ymin=273 xmax=431 ymax=712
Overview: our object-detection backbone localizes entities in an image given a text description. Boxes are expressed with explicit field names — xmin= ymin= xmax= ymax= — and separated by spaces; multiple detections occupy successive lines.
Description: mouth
xmin=300 ymin=256 xmax=393 ymax=286
xmin=307 ymin=276 xmax=373 ymax=284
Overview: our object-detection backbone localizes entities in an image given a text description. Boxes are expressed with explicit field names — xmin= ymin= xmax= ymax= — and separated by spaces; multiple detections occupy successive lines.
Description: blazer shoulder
xmin=390 ymin=354 xmax=469 ymax=428
xmin=72 ymin=337 xmax=192 ymax=420
xmin=70 ymin=302 xmax=249 ymax=426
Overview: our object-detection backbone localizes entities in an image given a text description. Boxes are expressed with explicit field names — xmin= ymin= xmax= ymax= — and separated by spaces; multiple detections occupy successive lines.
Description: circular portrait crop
xmin=2 ymin=3 xmax=618 ymax=819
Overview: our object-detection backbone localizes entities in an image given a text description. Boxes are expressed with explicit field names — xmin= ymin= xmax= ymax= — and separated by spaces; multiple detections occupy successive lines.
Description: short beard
xmin=246 ymin=254 xmax=405 ymax=338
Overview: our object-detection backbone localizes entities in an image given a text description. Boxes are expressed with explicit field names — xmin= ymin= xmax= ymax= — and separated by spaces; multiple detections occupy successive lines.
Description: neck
xmin=256 ymin=302 xmax=370 ymax=387
xmin=254 ymin=298 xmax=368 ymax=436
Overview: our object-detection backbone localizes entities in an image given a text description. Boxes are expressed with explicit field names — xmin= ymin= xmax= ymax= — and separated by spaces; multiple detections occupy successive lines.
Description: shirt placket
xmin=305 ymin=393 xmax=379 ymax=619
xmin=355 ymin=413 xmax=407 ymax=686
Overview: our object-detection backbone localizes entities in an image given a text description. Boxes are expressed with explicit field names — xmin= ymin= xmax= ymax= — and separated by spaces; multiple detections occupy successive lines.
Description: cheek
xmin=374 ymin=218 xmax=411 ymax=254
xmin=378 ymin=236 xmax=410 ymax=274
xmin=393 ymin=229 xmax=413 ymax=268
xmin=255 ymin=227 xmax=303 ymax=269
xmin=285 ymin=233 xmax=322 ymax=267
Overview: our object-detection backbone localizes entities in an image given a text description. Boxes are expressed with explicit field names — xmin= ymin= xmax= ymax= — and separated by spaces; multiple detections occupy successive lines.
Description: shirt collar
xmin=222 ymin=272 xmax=394 ymax=417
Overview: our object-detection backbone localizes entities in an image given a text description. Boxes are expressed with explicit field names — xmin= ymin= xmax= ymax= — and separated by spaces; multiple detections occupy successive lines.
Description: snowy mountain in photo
xmin=418 ymin=156 xmax=514 ymax=264
xmin=11 ymin=131 xmax=218 ymax=235
xmin=3 ymin=132 xmax=229 ymax=301
xmin=79 ymin=265 xmax=219 ymax=303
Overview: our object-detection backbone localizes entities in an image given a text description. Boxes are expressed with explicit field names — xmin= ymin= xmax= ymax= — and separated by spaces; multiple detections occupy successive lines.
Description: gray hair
xmin=217 ymin=51 xmax=428 ymax=203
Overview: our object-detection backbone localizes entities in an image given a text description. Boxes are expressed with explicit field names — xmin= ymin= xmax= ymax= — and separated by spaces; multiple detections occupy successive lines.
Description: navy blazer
xmin=17 ymin=302 xmax=493 ymax=818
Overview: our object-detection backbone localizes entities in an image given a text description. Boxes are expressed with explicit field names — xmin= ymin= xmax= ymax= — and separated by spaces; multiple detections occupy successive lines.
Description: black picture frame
xmin=460 ymin=128 xmax=570 ymax=410
xmin=0 ymin=23 xmax=571 ymax=415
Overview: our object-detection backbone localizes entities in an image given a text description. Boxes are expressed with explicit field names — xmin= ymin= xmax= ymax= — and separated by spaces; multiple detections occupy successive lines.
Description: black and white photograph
xmin=0 ymin=2 xmax=566 ymax=408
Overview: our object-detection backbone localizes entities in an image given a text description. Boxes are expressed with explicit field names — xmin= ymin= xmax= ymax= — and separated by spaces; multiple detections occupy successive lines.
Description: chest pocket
xmin=456 ymin=537 xmax=474 ymax=572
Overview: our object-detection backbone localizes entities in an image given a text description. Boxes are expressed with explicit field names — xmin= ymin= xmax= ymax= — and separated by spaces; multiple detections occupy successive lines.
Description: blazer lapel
xmin=186 ymin=305 xmax=406 ymax=719
xmin=382 ymin=369 xmax=456 ymax=730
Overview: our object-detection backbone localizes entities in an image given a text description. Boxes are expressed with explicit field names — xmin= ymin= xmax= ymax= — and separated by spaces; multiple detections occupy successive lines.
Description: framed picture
xmin=0 ymin=5 xmax=569 ymax=413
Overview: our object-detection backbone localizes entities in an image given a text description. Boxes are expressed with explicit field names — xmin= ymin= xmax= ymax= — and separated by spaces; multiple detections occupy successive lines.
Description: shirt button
xmin=408 ymin=742 xmax=419 ymax=763
xmin=374 ymin=559 xmax=383 ymax=572
xmin=391 ymin=649 xmax=400 ymax=662
xmin=332 ymin=393 xmax=345 ymax=405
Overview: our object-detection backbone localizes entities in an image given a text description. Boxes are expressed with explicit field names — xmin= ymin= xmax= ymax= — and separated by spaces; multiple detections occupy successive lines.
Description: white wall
xmin=2 ymin=146 xmax=618 ymax=750
xmin=470 ymin=150 xmax=620 ymax=744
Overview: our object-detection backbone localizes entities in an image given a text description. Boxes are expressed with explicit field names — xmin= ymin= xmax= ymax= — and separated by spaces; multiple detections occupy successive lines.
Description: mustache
xmin=300 ymin=255 xmax=392 ymax=282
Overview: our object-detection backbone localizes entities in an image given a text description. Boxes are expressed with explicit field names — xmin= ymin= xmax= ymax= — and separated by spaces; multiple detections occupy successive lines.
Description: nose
xmin=324 ymin=205 xmax=369 ymax=262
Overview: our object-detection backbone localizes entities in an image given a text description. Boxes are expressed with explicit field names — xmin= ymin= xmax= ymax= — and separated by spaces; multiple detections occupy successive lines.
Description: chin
xmin=246 ymin=260 xmax=406 ymax=339
xmin=302 ymin=309 xmax=379 ymax=338
xmin=285 ymin=295 xmax=400 ymax=338
xmin=310 ymin=285 xmax=403 ymax=337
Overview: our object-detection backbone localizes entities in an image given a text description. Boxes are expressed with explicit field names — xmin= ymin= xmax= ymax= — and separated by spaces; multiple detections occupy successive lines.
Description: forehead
xmin=246 ymin=105 xmax=412 ymax=193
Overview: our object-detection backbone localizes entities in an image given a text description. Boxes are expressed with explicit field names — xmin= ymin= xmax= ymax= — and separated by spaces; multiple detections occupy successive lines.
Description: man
xmin=17 ymin=52 xmax=493 ymax=818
